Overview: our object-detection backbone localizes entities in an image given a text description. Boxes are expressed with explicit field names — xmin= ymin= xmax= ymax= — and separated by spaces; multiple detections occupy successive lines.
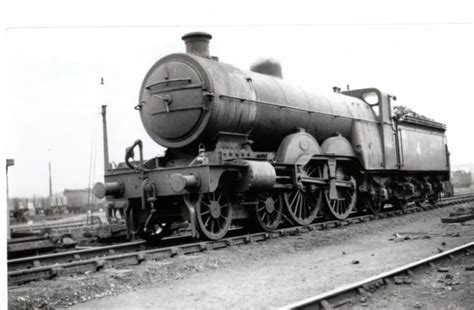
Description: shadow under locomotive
xmin=93 ymin=32 xmax=451 ymax=242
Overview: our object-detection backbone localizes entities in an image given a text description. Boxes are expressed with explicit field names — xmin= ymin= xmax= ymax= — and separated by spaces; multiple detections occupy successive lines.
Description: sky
xmin=1 ymin=1 xmax=473 ymax=200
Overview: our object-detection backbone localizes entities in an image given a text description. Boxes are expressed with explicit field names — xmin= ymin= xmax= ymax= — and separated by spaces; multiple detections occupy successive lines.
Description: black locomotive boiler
xmin=94 ymin=32 xmax=451 ymax=241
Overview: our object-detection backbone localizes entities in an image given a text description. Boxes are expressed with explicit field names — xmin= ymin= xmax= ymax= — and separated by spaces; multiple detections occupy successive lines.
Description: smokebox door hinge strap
xmin=145 ymin=78 xmax=192 ymax=90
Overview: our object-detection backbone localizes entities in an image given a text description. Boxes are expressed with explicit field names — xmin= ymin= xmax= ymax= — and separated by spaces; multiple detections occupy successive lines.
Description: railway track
xmin=281 ymin=241 xmax=474 ymax=309
xmin=8 ymin=221 xmax=129 ymax=259
xmin=8 ymin=193 xmax=474 ymax=286
xmin=11 ymin=219 xmax=91 ymax=233
xmin=10 ymin=220 xmax=107 ymax=237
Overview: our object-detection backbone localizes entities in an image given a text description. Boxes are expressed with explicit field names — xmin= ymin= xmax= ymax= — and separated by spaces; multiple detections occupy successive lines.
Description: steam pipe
xmin=125 ymin=139 xmax=145 ymax=178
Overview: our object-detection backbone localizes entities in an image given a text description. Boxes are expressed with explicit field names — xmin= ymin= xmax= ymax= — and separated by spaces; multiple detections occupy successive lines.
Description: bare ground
xmin=8 ymin=203 xmax=474 ymax=309
xmin=350 ymin=251 xmax=474 ymax=310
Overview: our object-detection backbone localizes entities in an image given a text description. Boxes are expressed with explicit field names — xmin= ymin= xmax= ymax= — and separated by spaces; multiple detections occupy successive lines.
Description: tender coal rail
xmin=8 ymin=194 xmax=474 ymax=286
xmin=281 ymin=241 xmax=474 ymax=310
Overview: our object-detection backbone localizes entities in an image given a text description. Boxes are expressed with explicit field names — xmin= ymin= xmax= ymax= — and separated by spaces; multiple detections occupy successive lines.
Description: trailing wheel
xmin=415 ymin=196 xmax=427 ymax=207
xmin=428 ymin=193 xmax=439 ymax=205
xmin=251 ymin=192 xmax=283 ymax=232
xmin=362 ymin=193 xmax=383 ymax=215
xmin=323 ymin=165 xmax=357 ymax=220
xmin=283 ymin=162 xmax=323 ymax=226
xmin=195 ymin=189 xmax=233 ymax=240
xmin=389 ymin=197 xmax=408 ymax=211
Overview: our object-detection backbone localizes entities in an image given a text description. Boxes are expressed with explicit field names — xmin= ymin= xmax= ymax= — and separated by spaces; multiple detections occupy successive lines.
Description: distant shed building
xmin=63 ymin=188 xmax=96 ymax=207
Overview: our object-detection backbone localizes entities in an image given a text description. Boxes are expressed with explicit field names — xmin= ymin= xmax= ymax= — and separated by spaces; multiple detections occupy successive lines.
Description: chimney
xmin=182 ymin=32 xmax=212 ymax=58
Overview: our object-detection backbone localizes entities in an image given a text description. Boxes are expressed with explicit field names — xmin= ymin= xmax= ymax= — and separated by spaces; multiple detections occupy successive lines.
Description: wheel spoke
xmin=307 ymin=168 xmax=317 ymax=177
xmin=295 ymin=191 xmax=303 ymax=213
xmin=303 ymin=194 xmax=309 ymax=219
xmin=202 ymin=213 xmax=211 ymax=222
xmin=341 ymin=201 xmax=347 ymax=214
xmin=301 ymin=194 xmax=306 ymax=219
xmin=266 ymin=212 xmax=274 ymax=224
xmin=264 ymin=211 xmax=270 ymax=221
xmin=290 ymin=191 xmax=299 ymax=209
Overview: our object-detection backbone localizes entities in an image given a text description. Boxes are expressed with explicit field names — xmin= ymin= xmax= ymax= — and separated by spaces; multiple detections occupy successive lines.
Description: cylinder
xmin=232 ymin=160 xmax=276 ymax=192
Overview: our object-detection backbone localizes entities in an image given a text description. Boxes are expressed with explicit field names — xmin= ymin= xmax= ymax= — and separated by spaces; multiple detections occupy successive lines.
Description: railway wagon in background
xmin=94 ymin=32 xmax=451 ymax=241
xmin=452 ymin=170 xmax=472 ymax=188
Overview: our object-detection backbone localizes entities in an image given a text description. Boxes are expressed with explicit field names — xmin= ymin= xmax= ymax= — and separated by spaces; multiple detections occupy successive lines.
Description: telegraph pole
xmin=6 ymin=159 xmax=15 ymax=240
xmin=101 ymin=105 xmax=110 ymax=174
xmin=48 ymin=161 xmax=53 ymax=198
xmin=100 ymin=77 xmax=110 ymax=174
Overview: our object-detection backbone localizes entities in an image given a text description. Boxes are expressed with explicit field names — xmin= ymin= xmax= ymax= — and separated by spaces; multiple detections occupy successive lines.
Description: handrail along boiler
xmin=94 ymin=32 xmax=451 ymax=241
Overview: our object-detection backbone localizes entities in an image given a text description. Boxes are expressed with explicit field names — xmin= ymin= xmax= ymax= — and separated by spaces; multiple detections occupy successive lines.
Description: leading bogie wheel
xmin=195 ymin=189 xmax=233 ymax=240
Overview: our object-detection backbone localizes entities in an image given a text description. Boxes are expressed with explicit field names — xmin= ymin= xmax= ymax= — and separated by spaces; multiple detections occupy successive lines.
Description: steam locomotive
xmin=94 ymin=32 xmax=451 ymax=241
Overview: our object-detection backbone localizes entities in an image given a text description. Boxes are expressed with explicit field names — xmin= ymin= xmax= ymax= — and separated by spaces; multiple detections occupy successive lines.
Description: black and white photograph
xmin=1 ymin=1 xmax=473 ymax=309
